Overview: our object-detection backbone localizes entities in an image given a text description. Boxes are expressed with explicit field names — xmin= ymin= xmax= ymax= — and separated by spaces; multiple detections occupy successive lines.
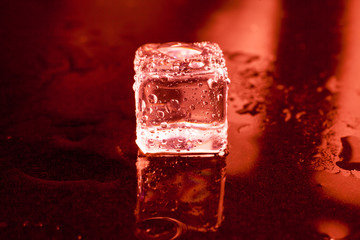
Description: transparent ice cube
xmin=133 ymin=42 xmax=230 ymax=155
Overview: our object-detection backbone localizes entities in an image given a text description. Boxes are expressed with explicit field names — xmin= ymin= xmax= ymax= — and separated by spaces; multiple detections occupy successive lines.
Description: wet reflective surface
xmin=135 ymin=154 xmax=226 ymax=236
xmin=2 ymin=0 xmax=360 ymax=239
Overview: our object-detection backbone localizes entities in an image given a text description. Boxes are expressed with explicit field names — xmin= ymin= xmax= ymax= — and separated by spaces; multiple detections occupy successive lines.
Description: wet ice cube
xmin=133 ymin=42 xmax=230 ymax=155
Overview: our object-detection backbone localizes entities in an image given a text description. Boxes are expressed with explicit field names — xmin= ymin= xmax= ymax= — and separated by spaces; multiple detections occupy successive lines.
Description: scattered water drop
xmin=217 ymin=94 xmax=223 ymax=101
xmin=282 ymin=108 xmax=291 ymax=122
xmin=295 ymin=111 xmax=306 ymax=121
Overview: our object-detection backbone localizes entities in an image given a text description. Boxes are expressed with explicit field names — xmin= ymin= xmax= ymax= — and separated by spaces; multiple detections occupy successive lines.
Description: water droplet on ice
xmin=160 ymin=122 xmax=168 ymax=128
xmin=207 ymin=78 xmax=214 ymax=88
xmin=141 ymin=100 xmax=146 ymax=111
xmin=189 ymin=61 xmax=205 ymax=68
xmin=148 ymin=94 xmax=158 ymax=104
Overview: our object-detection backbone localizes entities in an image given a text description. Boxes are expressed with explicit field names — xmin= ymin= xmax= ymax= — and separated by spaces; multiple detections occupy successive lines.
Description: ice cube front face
xmin=133 ymin=42 xmax=229 ymax=155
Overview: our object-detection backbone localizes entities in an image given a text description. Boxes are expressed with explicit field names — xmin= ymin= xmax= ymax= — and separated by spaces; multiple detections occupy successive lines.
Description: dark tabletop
xmin=1 ymin=0 xmax=360 ymax=239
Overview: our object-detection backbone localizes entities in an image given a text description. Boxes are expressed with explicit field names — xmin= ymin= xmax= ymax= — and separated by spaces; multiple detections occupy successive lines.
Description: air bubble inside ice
xmin=157 ymin=111 xmax=165 ymax=118
xmin=165 ymin=99 xmax=180 ymax=113
xmin=148 ymin=94 xmax=158 ymax=104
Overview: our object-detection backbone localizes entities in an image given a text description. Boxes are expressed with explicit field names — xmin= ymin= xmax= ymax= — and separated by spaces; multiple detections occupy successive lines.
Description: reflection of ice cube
xmin=135 ymin=154 xmax=226 ymax=233
xmin=134 ymin=42 xmax=230 ymax=155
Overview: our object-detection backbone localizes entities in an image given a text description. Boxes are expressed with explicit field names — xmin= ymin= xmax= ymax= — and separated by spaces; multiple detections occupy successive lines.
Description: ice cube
xmin=133 ymin=42 xmax=230 ymax=155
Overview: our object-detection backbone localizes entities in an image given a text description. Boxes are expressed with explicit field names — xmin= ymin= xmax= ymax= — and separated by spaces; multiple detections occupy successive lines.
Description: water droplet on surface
xmin=148 ymin=94 xmax=158 ymax=104
xmin=160 ymin=122 xmax=168 ymax=128
xmin=198 ymin=83 xmax=203 ymax=87
xmin=190 ymin=105 xmax=195 ymax=110
xmin=173 ymin=65 xmax=180 ymax=71
xmin=217 ymin=94 xmax=223 ymax=101
xmin=141 ymin=100 xmax=146 ymax=111
xmin=158 ymin=45 xmax=202 ymax=59
xmin=189 ymin=61 xmax=205 ymax=68
xmin=147 ymin=62 xmax=155 ymax=70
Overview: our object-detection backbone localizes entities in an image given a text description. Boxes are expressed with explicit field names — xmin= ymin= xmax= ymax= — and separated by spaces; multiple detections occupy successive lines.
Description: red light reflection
xmin=314 ymin=0 xmax=360 ymax=206
xmin=198 ymin=0 xmax=281 ymax=176
xmin=315 ymin=218 xmax=350 ymax=239
xmin=198 ymin=0 xmax=282 ymax=56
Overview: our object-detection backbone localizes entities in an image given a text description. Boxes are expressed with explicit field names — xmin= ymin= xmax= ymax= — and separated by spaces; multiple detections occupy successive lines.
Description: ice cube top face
xmin=133 ymin=42 xmax=230 ymax=155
